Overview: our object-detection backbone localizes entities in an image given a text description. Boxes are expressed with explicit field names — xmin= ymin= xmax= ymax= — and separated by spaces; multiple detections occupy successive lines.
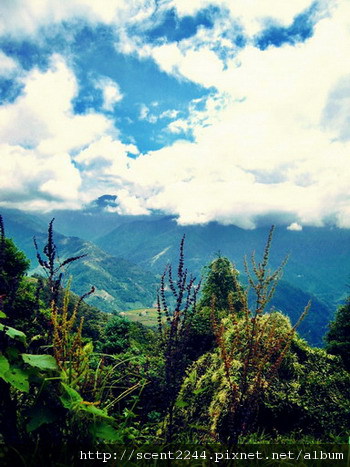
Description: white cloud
xmin=100 ymin=0 xmax=350 ymax=228
xmin=0 ymin=1 xmax=146 ymax=37
xmin=170 ymin=0 xmax=322 ymax=35
xmin=0 ymin=51 xmax=19 ymax=77
xmin=2 ymin=0 xmax=350 ymax=228
xmin=139 ymin=104 xmax=149 ymax=120
xmin=139 ymin=104 xmax=180 ymax=126
xmin=0 ymin=55 xmax=129 ymax=210
xmin=0 ymin=55 xmax=112 ymax=153
xmin=107 ymin=188 xmax=149 ymax=215
xmin=287 ymin=222 xmax=303 ymax=231
xmin=95 ymin=76 xmax=123 ymax=111
xmin=0 ymin=143 xmax=81 ymax=210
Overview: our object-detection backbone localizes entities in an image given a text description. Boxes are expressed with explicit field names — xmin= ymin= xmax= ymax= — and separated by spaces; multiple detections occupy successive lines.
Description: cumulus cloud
xmin=0 ymin=144 xmax=81 ymax=210
xmin=287 ymin=222 xmax=303 ymax=231
xmin=104 ymin=0 xmax=350 ymax=228
xmin=0 ymin=0 xmax=157 ymax=38
xmin=170 ymin=0 xmax=322 ymax=35
xmin=95 ymin=76 xmax=123 ymax=111
xmin=0 ymin=55 xmax=112 ymax=152
xmin=0 ymin=55 xmax=126 ymax=210
xmin=1 ymin=0 xmax=350 ymax=228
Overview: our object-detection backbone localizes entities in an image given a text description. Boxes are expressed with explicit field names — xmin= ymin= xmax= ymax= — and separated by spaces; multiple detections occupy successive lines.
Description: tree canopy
xmin=325 ymin=297 xmax=350 ymax=370
xmin=199 ymin=255 xmax=243 ymax=311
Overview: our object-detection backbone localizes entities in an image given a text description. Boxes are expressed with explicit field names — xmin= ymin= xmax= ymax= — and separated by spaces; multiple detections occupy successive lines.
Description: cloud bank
xmin=1 ymin=0 xmax=350 ymax=229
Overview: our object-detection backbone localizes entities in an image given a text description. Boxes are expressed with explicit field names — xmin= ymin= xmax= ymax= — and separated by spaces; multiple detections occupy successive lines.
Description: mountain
xmin=0 ymin=208 xmax=158 ymax=313
xmin=268 ymin=280 xmax=332 ymax=346
xmin=96 ymin=216 xmax=350 ymax=308
xmin=36 ymin=195 xmax=160 ymax=241
xmin=0 ymin=208 xmax=343 ymax=346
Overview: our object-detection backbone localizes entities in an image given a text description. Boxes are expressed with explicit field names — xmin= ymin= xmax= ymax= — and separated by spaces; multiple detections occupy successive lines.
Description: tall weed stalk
xmin=211 ymin=226 xmax=309 ymax=443
xmin=157 ymin=235 xmax=201 ymax=441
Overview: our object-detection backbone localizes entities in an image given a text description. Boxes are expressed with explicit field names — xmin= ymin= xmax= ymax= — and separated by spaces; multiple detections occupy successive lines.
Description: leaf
xmin=0 ymin=354 xmax=10 ymax=374
xmin=0 ymin=311 xmax=7 ymax=318
xmin=26 ymin=407 xmax=57 ymax=432
xmin=188 ymin=423 xmax=208 ymax=431
xmin=175 ymin=399 xmax=189 ymax=408
xmin=123 ymin=408 xmax=136 ymax=419
xmin=81 ymin=404 xmax=112 ymax=419
xmin=22 ymin=354 xmax=58 ymax=371
xmin=0 ymin=355 xmax=29 ymax=392
xmin=90 ymin=422 xmax=122 ymax=441
xmin=0 ymin=323 xmax=26 ymax=342
xmin=59 ymin=383 xmax=83 ymax=409
xmin=4 ymin=367 xmax=29 ymax=392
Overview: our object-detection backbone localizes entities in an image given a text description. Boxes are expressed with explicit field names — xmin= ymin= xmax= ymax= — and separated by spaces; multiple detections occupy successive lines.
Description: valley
xmin=1 ymin=207 xmax=349 ymax=346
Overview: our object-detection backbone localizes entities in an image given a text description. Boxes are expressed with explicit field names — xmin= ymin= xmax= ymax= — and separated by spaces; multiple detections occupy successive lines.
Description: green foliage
xmin=0 ymin=227 xmax=30 ymax=299
xmin=156 ymin=235 xmax=201 ymax=441
xmin=172 ymin=227 xmax=309 ymax=443
xmin=1 ymin=212 xmax=350 ymax=454
xmin=199 ymin=255 xmax=243 ymax=311
xmin=100 ymin=315 xmax=131 ymax=354
xmin=0 ymin=353 xmax=30 ymax=392
xmin=0 ymin=220 xmax=35 ymax=326
xmin=325 ymin=297 xmax=350 ymax=370
xmin=174 ymin=318 xmax=350 ymax=442
xmin=259 ymin=336 xmax=350 ymax=438
xmin=0 ymin=217 xmax=140 ymax=454
xmin=21 ymin=353 xmax=58 ymax=371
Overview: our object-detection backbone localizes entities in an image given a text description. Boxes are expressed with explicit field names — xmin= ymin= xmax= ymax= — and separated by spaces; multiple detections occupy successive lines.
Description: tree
xmin=0 ymin=215 xmax=30 ymax=309
xmin=175 ymin=226 xmax=308 ymax=443
xmin=199 ymin=255 xmax=243 ymax=312
xmin=101 ymin=316 xmax=131 ymax=354
xmin=0 ymin=215 xmax=38 ymax=331
xmin=325 ymin=297 xmax=350 ymax=371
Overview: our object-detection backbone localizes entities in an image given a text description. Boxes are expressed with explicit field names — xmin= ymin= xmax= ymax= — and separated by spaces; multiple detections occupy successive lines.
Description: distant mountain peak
xmin=85 ymin=194 xmax=118 ymax=211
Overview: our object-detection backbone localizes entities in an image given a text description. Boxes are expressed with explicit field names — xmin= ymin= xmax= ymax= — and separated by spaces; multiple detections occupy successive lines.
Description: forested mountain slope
xmin=0 ymin=208 xmax=341 ymax=345
xmin=97 ymin=216 xmax=350 ymax=307
xmin=0 ymin=209 xmax=157 ymax=313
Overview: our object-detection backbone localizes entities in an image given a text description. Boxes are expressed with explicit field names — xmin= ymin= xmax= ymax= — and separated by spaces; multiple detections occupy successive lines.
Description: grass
xmin=121 ymin=308 xmax=159 ymax=327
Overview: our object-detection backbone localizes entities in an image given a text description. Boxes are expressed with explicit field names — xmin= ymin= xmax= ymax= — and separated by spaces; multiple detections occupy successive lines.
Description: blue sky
xmin=0 ymin=0 xmax=350 ymax=229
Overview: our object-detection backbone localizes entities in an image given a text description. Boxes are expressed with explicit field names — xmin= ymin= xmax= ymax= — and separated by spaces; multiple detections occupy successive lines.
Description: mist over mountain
xmin=1 ymin=207 xmax=348 ymax=346
xmin=37 ymin=195 xmax=158 ymax=241
xmin=96 ymin=215 xmax=350 ymax=307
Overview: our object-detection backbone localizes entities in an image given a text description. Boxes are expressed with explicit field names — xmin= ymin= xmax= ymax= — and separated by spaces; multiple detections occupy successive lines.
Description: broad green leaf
xmin=90 ymin=422 xmax=121 ymax=441
xmin=0 ymin=311 xmax=7 ymax=318
xmin=0 ymin=355 xmax=29 ymax=391
xmin=3 ymin=366 xmax=29 ymax=392
xmin=0 ymin=354 xmax=10 ymax=375
xmin=61 ymin=383 xmax=83 ymax=401
xmin=22 ymin=354 xmax=58 ymax=371
xmin=81 ymin=404 xmax=112 ymax=419
xmin=83 ymin=342 xmax=93 ymax=354
xmin=0 ymin=323 xmax=26 ymax=342
xmin=60 ymin=383 xmax=83 ymax=409
xmin=26 ymin=407 xmax=57 ymax=432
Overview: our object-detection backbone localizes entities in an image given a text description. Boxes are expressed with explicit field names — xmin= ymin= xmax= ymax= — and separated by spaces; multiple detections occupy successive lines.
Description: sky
xmin=0 ymin=0 xmax=350 ymax=229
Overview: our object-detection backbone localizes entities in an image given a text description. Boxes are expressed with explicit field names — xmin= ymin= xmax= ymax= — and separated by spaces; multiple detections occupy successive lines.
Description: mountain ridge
xmin=1 ymin=208 xmax=344 ymax=346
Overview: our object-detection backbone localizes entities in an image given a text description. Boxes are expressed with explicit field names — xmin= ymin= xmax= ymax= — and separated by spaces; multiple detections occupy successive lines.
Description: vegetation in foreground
xmin=0 ymin=215 xmax=349 ymax=464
